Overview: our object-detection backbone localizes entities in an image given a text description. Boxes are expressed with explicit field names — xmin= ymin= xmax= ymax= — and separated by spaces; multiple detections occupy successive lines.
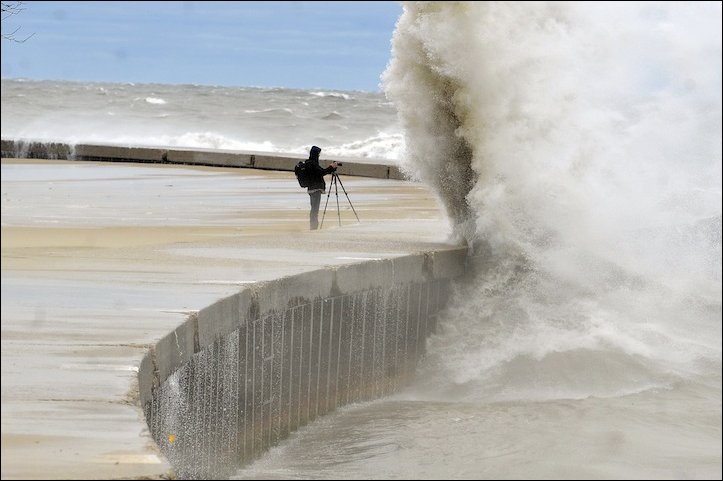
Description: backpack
xmin=294 ymin=160 xmax=311 ymax=188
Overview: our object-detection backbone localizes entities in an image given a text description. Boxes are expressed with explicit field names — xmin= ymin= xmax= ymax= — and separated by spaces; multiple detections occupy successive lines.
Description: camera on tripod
xmin=321 ymin=164 xmax=360 ymax=228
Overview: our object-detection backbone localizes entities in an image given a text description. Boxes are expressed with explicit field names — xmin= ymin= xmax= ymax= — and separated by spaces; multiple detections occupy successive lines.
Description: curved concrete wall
xmin=1 ymin=138 xmax=406 ymax=180
xmin=138 ymin=248 xmax=467 ymax=479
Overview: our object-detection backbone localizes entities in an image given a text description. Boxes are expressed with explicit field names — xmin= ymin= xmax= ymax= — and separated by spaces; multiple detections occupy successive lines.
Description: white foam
xmin=383 ymin=1 xmax=722 ymax=400
xmin=145 ymin=97 xmax=166 ymax=104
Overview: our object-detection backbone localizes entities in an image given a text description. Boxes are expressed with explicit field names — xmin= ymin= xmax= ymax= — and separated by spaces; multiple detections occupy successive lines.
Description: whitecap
xmin=310 ymin=91 xmax=353 ymax=100
xmin=145 ymin=97 xmax=166 ymax=105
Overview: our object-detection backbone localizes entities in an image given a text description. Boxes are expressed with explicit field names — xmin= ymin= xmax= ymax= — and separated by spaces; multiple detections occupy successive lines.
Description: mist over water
xmin=383 ymin=1 xmax=722 ymax=406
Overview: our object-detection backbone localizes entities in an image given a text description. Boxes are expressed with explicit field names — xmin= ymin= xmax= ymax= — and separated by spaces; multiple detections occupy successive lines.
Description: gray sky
xmin=1 ymin=1 xmax=403 ymax=91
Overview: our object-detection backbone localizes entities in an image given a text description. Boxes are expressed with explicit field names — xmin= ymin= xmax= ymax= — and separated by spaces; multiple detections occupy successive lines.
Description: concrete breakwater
xmin=0 ymin=138 xmax=405 ymax=180
xmin=139 ymin=248 xmax=467 ymax=479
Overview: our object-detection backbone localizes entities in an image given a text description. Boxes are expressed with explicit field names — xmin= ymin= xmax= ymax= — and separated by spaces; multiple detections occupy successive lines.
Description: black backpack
xmin=294 ymin=160 xmax=311 ymax=188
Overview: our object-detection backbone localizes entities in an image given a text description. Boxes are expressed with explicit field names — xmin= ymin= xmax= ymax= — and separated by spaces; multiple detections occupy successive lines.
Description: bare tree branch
xmin=2 ymin=1 xmax=34 ymax=42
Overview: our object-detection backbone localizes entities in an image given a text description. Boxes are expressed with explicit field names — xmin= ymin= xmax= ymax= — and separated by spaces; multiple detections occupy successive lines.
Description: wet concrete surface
xmin=1 ymin=158 xmax=455 ymax=479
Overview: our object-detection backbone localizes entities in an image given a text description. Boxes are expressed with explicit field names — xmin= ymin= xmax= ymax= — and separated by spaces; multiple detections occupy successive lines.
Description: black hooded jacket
xmin=306 ymin=145 xmax=335 ymax=191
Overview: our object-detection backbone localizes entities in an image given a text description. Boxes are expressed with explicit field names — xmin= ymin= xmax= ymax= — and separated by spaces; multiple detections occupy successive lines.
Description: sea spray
xmin=382 ymin=2 xmax=478 ymax=244
xmin=383 ymin=1 xmax=722 ymax=401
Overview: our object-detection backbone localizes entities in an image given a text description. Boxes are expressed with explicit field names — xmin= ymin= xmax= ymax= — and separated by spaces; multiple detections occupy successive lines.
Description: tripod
xmin=320 ymin=172 xmax=360 ymax=228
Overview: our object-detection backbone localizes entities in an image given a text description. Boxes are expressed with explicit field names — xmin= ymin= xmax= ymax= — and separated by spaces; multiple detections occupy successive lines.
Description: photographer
xmin=305 ymin=145 xmax=339 ymax=230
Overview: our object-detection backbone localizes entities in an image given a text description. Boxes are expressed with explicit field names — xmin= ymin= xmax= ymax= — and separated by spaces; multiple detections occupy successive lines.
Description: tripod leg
xmin=334 ymin=174 xmax=361 ymax=223
xmin=319 ymin=180 xmax=333 ymax=229
xmin=335 ymin=174 xmax=341 ymax=226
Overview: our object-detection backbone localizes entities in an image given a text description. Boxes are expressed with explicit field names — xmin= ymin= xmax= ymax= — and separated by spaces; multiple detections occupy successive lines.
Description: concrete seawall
xmin=1 ymin=150 xmax=460 ymax=479
xmin=0 ymin=138 xmax=406 ymax=180
xmin=139 ymin=248 xmax=467 ymax=479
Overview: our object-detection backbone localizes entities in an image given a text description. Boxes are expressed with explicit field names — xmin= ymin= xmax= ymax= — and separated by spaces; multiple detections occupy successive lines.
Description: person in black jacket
xmin=306 ymin=145 xmax=338 ymax=230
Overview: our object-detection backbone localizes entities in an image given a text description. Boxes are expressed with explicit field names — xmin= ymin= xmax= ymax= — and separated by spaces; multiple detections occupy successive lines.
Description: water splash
xmin=383 ymin=1 xmax=722 ymax=401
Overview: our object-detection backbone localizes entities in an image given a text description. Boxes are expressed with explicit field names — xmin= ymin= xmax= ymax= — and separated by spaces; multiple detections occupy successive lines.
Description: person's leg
xmin=309 ymin=191 xmax=321 ymax=230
